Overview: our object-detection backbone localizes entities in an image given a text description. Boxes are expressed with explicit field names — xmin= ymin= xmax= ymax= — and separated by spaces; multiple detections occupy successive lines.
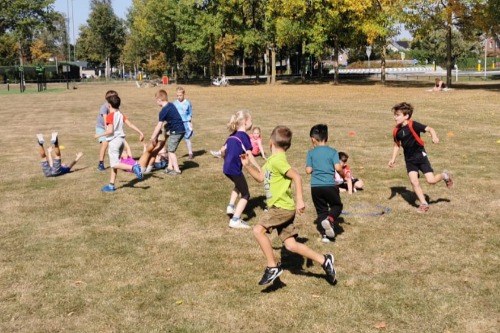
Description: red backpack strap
xmin=407 ymin=120 xmax=425 ymax=146
xmin=393 ymin=120 xmax=425 ymax=147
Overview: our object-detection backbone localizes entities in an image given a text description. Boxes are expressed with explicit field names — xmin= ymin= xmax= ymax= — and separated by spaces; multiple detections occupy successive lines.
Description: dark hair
xmin=105 ymin=90 xmax=118 ymax=98
xmin=392 ymin=102 xmax=413 ymax=119
xmin=271 ymin=125 xmax=292 ymax=151
xmin=106 ymin=94 xmax=121 ymax=109
xmin=309 ymin=124 xmax=328 ymax=142
xmin=338 ymin=151 xmax=349 ymax=162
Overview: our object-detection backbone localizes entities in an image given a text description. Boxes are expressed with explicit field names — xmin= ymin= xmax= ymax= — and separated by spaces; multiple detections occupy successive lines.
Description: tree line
xmin=1 ymin=0 xmax=498 ymax=86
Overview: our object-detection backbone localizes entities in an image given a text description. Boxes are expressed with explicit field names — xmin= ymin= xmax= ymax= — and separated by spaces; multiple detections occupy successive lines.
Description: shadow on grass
xmin=244 ymin=195 xmax=267 ymax=221
xmin=180 ymin=160 xmax=199 ymax=172
xmin=261 ymin=277 xmax=287 ymax=293
xmin=389 ymin=186 xmax=451 ymax=208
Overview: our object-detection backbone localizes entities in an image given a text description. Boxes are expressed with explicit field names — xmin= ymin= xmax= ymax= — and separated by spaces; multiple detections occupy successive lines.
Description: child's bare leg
xmin=99 ymin=140 xmax=108 ymax=162
xmin=408 ymin=171 xmax=427 ymax=204
xmin=229 ymin=189 xmax=239 ymax=207
xmin=253 ymin=225 xmax=277 ymax=267
xmin=38 ymin=144 xmax=47 ymax=160
xmin=109 ymin=168 xmax=118 ymax=184
xmin=423 ymin=172 xmax=444 ymax=185
xmin=355 ymin=179 xmax=364 ymax=190
xmin=283 ymin=237 xmax=325 ymax=265
xmin=167 ymin=152 xmax=180 ymax=172
xmin=234 ymin=198 xmax=248 ymax=219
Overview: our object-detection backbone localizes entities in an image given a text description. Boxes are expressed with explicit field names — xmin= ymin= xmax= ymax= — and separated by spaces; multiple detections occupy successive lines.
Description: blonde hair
xmin=176 ymin=86 xmax=185 ymax=93
xmin=155 ymin=89 xmax=168 ymax=102
xmin=227 ymin=110 xmax=251 ymax=132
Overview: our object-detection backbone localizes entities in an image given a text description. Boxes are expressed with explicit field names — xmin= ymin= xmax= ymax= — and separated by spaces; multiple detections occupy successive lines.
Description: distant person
xmin=250 ymin=126 xmax=267 ymax=159
xmin=149 ymin=89 xmax=185 ymax=176
xmin=95 ymin=94 xmax=144 ymax=192
xmin=388 ymin=102 xmax=454 ymax=213
xmin=305 ymin=124 xmax=343 ymax=243
xmin=37 ymin=132 xmax=83 ymax=177
xmin=173 ymin=86 xmax=194 ymax=160
xmin=432 ymin=78 xmax=446 ymax=91
xmin=338 ymin=151 xmax=364 ymax=194
xmin=96 ymin=90 xmax=117 ymax=171
xmin=241 ymin=126 xmax=337 ymax=286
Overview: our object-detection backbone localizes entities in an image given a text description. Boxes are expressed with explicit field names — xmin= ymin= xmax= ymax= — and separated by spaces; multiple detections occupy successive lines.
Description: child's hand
xmin=388 ymin=160 xmax=396 ymax=168
xmin=240 ymin=153 xmax=249 ymax=166
xmin=296 ymin=199 xmax=305 ymax=215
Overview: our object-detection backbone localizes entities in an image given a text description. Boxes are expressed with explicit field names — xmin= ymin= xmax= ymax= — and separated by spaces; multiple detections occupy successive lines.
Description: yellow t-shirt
xmin=263 ymin=152 xmax=295 ymax=211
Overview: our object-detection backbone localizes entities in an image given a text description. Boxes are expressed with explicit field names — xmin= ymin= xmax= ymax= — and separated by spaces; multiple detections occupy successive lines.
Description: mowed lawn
xmin=0 ymin=80 xmax=499 ymax=333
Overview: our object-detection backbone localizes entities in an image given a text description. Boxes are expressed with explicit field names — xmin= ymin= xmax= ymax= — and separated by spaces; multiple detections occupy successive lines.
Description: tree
xmin=77 ymin=0 xmax=125 ymax=78
xmin=0 ymin=0 xmax=59 ymax=65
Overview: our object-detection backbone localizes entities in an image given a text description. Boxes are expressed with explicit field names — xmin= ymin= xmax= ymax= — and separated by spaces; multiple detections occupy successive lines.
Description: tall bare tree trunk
xmin=446 ymin=11 xmax=452 ymax=87
xmin=381 ymin=44 xmax=387 ymax=85
xmin=333 ymin=38 xmax=339 ymax=85
xmin=271 ymin=47 xmax=276 ymax=84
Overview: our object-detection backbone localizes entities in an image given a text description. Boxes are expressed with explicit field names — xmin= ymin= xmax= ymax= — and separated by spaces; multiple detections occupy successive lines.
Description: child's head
xmin=252 ymin=127 xmax=261 ymax=138
xmin=270 ymin=126 xmax=292 ymax=151
xmin=155 ymin=89 xmax=168 ymax=103
xmin=227 ymin=110 xmax=252 ymax=132
xmin=105 ymin=90 xmax=118 ymax=99
xmin=176 ymin=87 xmax=185 ymax=101
xmin=392 ymin=102 xmax=413 ymax=119
xmin=338 ymin=151 xmax=349 ymax=166
xmin=106 ymin=94 xmax=121 ymax=109
xmin=309 ymin=124 xmax=328 ymax=143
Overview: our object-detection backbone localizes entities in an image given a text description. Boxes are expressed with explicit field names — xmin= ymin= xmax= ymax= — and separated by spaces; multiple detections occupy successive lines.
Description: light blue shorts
xmin=96 ymin=127 xmax=107 ymax=143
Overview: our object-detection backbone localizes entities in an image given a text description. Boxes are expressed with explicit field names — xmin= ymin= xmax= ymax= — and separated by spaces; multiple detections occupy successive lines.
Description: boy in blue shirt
xmin=242 ymin=126 xmax=336 ymax=286
xmin=305 ymin=124 xmax=344 ymax=243
xmin=150 ymin=89 xmax=185 ymax=176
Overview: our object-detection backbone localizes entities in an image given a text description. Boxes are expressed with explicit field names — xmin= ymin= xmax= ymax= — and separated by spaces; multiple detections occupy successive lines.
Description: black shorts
xmin=405 ymin=153 xmax=433 ymax=174
xmin=225 ymin=174 xmax=250 ymax=200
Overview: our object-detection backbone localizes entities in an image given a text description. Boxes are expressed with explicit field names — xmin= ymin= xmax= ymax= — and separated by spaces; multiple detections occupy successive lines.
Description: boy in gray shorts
xmin=37 ymin=132 xmax=83 ymax=177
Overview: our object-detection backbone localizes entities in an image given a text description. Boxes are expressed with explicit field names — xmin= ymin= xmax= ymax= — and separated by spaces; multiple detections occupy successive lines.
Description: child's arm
xmin=346 ymin=177 xmax=353 ymax=194
xmin=388 ymin=143 xmax=400 ymax=167
xmin=241 ymin=154 xmax=264 ymax=182
xmin=124 ymin=119 xmax=144 ymax=142
xmin=305 ymin=166 xmax=313 ymax=174
xmin=246 ymin=150 xmax=261 ymax=171
xmin=257 ymin=141 xmax=266 ymax=159
xmin=150 ymin=121 xmax=163 ymax=145
xmin=425 ymin=126 xmax=439 ymax=144
xmin=335 ymin=163 xmax=344 ymax=178
xmin=67 ymin=152 xmax=83 ymax=169
xmin=285 ymin=168 xmax=305 ymax=215
xmin=95 ymin=123 xmax=113 ymax=138
xmin=47 ymin=146 xmax=54 ymax=167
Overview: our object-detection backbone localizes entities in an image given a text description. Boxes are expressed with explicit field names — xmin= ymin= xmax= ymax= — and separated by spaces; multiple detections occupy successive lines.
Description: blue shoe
xmin=97 ymin=162 xmax=106 ymax=171
xmin=132 ymin=163 xmax=143 ymax=180
xmin=101 ymin=184 xmax=115 ymax=192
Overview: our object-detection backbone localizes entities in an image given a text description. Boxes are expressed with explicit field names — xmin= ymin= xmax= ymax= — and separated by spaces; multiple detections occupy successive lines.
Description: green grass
xmin=0 ymin=81 xmax=499 ymax=332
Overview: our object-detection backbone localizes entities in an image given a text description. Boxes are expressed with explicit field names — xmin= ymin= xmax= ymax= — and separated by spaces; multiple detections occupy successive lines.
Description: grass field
xmin=0 ymin=80 xmax=499 ymax=333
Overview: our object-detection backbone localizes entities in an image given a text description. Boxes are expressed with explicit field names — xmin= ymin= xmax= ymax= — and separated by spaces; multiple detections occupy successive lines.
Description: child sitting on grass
xmin=338 ymin=151 xmax=364 ymax=194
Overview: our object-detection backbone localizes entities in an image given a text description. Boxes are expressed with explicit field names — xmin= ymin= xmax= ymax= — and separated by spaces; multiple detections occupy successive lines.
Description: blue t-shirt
xmin=223 ymin=131 xmax=252 ymax=176
xmin=158 ymin=103 xmax=185 ymax=134
xmin=306 ymin=145 xmax=340 ymax=187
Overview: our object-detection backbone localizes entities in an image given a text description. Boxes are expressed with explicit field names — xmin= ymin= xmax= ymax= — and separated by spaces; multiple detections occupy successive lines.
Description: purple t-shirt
xmin=223 ymin=131 xmax=252 ymax=176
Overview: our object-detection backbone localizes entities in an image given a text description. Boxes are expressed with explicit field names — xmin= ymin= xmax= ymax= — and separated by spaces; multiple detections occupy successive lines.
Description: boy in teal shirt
xmin=242 ymin=125 xmax=337 ymax=286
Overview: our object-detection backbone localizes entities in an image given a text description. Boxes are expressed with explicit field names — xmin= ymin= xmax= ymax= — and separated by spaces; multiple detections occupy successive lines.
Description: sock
xmin=421 ymin=201 xmax=428 ymax=206
xmin=109 ymin=183 xmax=115 ymax=187
xmin=145 ymin=165 xmax=153 ymax=173
xmin=231 ymin=216 xmax=239 ymax=221
xmin=228 ymin=204 xmax=235 ymax=209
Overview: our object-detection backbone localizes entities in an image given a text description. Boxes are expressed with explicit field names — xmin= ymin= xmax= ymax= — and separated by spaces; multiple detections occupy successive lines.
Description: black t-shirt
xmin=395 ymin=120 xmax=427 ymax=160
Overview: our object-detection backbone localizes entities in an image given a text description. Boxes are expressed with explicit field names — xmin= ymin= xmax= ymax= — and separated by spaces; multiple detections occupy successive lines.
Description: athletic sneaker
xmin=97 ymin=162 xmax=106 ymax=171
xmin=36 ymin=133 xmax=44 ymax=145
xmin=322 ymin=253 xmax=336 ymax=284
xmin=321 ymin=235 xmax=331 ymax=244
xmin=228 ymin=218 xmax=250 ymax=229
xmin=210 ymin=150 xmax=222 ymax=158
xmin=166 ymin=169 xmax=181 ymax=176
xmin=417 ymin=204 xmax=429 ymax=213
xmin=132 ymin=163 xmax=143 ymax=180
xmin=321 ymin=218 xmax=335 ymax=238
xmin=51 ymin=132 xmax=58 ymax=145
xmin=226 ymin=205 xmax=235 ymax=216
xmin=443 ymin=170 xmax=454 ymax=189
xmin=258 ymin=266 xmax=283 ymax=285
xmin=101 ymin=184 xmax=116 ymax=192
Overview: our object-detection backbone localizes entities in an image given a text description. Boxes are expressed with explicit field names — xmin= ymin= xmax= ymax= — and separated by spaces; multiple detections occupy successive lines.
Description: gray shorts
xmin=41 ymin=159 xmax=62 ymax=177
xmin=108 ymin=137 xmax=124 ymax=167
xmin=167 ymin=133 xmax=184 ymax=152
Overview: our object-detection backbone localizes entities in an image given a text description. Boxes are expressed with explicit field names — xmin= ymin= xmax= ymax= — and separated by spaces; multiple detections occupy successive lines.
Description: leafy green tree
xmin=0 ymin=0 xmax=59 ymax=65
xmin=76 ymin=0 xmax=125 ymax=78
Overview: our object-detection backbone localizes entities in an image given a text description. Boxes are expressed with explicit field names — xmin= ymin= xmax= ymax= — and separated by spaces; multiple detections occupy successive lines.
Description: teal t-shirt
xmin=263 ymin=152 xmax=295 ymax=211
xmin=306 ymin=145 xmax=340 ymax=187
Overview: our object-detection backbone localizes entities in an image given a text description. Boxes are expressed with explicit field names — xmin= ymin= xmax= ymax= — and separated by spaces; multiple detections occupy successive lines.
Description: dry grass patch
xmin=0 ymin=81 xmax=499 ymax=332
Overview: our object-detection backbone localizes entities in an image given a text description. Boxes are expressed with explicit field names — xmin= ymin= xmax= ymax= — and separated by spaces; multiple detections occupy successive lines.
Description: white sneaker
xmin=226 ymin=205 xmax=235 ymax=216
xmin=210 ymin=150 xmax=222 ymax=158
xmin=321 ymin=218 xmax=335 ymax=238
xmin=51 ymin=132 xmax=58 ymax=144
xmin=321 ymin=235 xmax=331 ymax=243
xmin=229 ymin=219 xmax=250 ymax=229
